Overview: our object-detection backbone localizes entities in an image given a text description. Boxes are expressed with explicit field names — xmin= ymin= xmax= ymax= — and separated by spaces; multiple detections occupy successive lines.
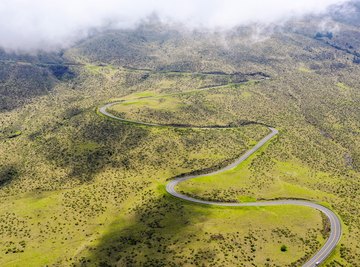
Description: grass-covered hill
xmin=0 ymin=49 xmax=76 ymax=111
xmin=0 ymin=2 xmax=359 ymax=266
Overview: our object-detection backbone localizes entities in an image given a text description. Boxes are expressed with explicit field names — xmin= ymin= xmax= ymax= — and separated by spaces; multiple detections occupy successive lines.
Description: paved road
xmin=99 ymin=101 xmax=342 ymax=267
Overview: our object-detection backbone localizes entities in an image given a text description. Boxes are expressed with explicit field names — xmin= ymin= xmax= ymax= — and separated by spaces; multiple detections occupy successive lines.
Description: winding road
xmin=99 ymin=100 xmax=342 ymax=267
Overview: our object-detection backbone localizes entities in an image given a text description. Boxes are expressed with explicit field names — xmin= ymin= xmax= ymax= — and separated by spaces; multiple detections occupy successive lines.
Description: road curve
xmin=99 ymin=101 xmax=342 ymax=267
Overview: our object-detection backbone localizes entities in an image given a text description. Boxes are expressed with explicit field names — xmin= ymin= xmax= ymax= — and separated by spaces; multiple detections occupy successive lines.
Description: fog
xmin=0 ymin=0 xmax=349 ymax=52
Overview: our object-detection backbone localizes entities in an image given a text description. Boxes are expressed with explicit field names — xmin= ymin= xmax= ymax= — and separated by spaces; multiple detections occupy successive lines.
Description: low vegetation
xmin=0 ymin=9 xmax=360 ymax=265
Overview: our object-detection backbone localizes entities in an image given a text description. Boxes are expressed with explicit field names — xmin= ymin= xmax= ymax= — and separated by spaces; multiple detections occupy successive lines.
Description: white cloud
xmin=0 ymin=0 xmax=348 ymax=52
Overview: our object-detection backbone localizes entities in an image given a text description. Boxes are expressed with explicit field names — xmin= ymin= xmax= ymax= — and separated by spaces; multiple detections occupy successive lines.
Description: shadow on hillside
xmin=39 ymin=114 xmax=149 ymax=182
xmin=75 ymin=194 xmax=209 ymax=267
xmin=0 ymin=164 xmax=19 ymax=187
xmin=0 ymin=62 xmax=77 ymax=112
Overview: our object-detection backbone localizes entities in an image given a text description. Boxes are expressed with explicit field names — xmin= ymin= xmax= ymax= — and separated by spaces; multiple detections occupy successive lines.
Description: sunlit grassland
xmin=176 ymin=137 xmax=341 ymax=210
xmin=0 ymin=160 xmax=325 ymax=267
xmin=74 ymin=184 xmax=325 ymax=267
xmin=176 ymin=146 xmax=346 ymax=205
xmin=84 ymin=64 xmax=118 ymax=76
xmin=1 ymin=50 xmax=359 ymax=266
xmin=298 ymin=66 xmax=313 ymax=73
xmin=106 ymin=81 xmax=261 ymax=127
xmin=336 ymin=82 xmax=351 ymax=92
xmin=0 ymin=88 xmax=269 ymax=266
xmin=111 ymin=95 xmax=185 ymax=113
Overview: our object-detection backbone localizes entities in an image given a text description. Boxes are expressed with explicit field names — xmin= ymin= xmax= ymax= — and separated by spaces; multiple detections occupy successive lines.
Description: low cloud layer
xmin=0 ymin=0 xmax=349 ymax=52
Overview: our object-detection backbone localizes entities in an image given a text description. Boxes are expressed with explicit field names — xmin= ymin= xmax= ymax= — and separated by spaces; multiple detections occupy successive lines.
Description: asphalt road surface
xmin=100 ymin=101 xmax=342 ymax=267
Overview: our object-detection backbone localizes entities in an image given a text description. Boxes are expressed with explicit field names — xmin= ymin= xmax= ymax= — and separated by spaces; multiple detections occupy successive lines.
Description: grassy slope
xmin=0 ymin=17 xmax=360 ymax=266
xmin=0 ymin=66 xmax=325 ymax=267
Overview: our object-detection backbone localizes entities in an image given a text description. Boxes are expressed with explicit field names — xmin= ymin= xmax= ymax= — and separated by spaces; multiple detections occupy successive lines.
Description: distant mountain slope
xmin=0 ymin=50 xmax=77 ymax=111
xmin=0 ymin=62 xmax=55 ymax=111
xmin=65 ymin=1 xmax=360 ymax=72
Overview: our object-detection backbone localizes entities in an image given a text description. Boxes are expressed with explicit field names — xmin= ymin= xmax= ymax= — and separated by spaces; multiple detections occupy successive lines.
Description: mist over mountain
xmin=0 ymin=0 xmax=355 ymax=52
xmin=0 ymin=1 xmax=360 ymax=266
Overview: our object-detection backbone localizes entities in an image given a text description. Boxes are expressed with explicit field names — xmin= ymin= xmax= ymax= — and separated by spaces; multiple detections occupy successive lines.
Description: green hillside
xmin=0 ymin=3 xmax=359 ymax=266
